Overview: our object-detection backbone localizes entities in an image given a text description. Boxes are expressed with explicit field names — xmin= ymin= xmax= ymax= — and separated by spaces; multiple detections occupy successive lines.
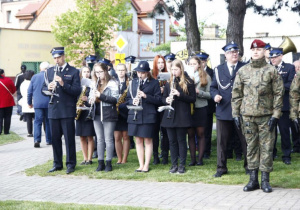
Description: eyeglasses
xmin=95 ymin=71 xmax=104 ymax=74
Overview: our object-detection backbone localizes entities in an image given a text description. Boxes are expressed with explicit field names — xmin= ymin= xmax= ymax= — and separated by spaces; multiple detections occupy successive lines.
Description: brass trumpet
xmin=86 ymin=77 xmax=99 ymax=120
xmin=127 ymin=77 xmax=143 ymax=121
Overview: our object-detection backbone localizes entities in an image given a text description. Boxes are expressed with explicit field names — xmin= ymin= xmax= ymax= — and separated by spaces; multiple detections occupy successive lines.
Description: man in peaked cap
xmin=264 ymin=43 xmax=272 ymax=63
xmin=125 ymin=55 xmax=136 ymax=64
xmin=269 ymin=47 xmax=296 ymax=165
xmin=232 ymin=39 xmax=284 ymax=193
xmin=85 ymin=55 xmax=97 ymax=69
xmin=43 ymin=46 xmax=81 ymax=174
xmin=210 ymin=41 xmax=248 ymax=178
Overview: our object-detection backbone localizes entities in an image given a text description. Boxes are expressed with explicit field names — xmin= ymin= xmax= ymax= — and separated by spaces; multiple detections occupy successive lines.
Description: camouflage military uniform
xmin=232 ymin=57 xmax=284 ymax=172
xmin=290 ymin=71 xmax=300 ymax=121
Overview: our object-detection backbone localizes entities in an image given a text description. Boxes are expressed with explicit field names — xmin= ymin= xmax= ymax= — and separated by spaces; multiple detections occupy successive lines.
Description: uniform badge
xmin=253 ymin=42 xmax=257 ymax=48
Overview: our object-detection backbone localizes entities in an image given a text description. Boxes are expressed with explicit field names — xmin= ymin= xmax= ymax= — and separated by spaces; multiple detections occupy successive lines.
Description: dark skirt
xmin=115 ymin=117 xmax=128 ymax=131
xmin=76 ymin=119 xmax=95 ymax=137
xmin=128 ymin=123 xmax=155 ymax=138
xmin=191 ymin=106 xmax=207 ymax=127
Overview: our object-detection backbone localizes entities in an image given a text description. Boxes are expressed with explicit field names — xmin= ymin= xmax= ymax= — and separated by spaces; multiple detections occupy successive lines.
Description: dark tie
xmin=59 ymin=67 xmax=63 ymax=72
xmin=231 ymin=65 xmax=235 ymax=76
xmin=140 ymin=80 xmax=144 ymax=88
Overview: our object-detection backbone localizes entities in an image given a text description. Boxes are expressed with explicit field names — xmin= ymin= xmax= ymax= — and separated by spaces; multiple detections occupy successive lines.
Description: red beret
xmin=250 ymin=39 xmax=266 ymax=49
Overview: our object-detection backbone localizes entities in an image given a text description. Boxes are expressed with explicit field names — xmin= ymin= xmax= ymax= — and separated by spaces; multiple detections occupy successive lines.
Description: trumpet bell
xmin=279 ymin=36 xmax=297 ymax=55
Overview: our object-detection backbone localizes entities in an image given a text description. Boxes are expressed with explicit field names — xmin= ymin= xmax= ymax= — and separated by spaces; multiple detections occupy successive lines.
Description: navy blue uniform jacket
xmin=278 ymin=62 xmax=295 ymax=112
xmin=43 ymin=64 xmax=81 ymax=119
xmin=210 ymin=61 xmax=245 ymax=121
xmin=126 ymin=78 xmax=161 ymax=124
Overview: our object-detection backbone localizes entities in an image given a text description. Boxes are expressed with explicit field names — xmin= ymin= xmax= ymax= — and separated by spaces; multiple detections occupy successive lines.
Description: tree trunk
xmin=183 ymin=0 xmax=200 ymax=56
xmin=226 ymin=0 xmax=246 ymax=56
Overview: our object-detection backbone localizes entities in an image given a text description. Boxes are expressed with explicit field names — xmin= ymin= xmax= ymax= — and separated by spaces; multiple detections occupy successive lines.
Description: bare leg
xmin=114 ymin=131 xmax=123 ymax=163
xmin=80 ymin=136 xmax=88 ymax=161
xmin=143 ymin=138 xmax=153 ymax=171
xmin=87 ymin=136 xmax=94 ymax=161
xmin=121 ymin=131 xmax=130 ymax=163
xmin=135 ymin=137 xmax=145 ymax=170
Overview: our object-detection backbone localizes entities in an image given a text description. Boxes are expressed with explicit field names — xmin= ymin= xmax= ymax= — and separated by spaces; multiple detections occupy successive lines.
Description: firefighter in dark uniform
xmin=210 ymin=41 xmax=248 ymax=177
xmin=44 ymin=47 xmax=81 ymax=174
xmin=269 ymin=47 xmax=296 ymax=165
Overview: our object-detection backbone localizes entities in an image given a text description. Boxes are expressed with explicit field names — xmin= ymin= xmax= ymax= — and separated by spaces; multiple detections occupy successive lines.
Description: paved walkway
xmin=0 ymin=111 xmax=300 ymax=209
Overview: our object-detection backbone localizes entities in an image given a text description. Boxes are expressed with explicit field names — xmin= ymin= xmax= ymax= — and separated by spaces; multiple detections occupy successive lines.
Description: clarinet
xmin=167 ymin=76 xmax=175 ymax=119
xmin=49 ymin=64 xmax=58 ymax=104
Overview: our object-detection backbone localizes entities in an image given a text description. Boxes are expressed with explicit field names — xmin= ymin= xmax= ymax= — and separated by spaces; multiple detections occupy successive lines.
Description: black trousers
xmin=160 ymin=126 xmax=169 ymax=156
xmin=277 ymin=111 xmax=291 ymax=160
xmin=167 ymin=127 xmax=187 ymax=166
xmin=0 ymin=106 xmax=13 ymax=134
xmin=216 ymin=119 xmax=247 ymax=173
xmin=24 ymin=113 xmax=34 ymax=134
xmin=204 ymin=112 xmax=214 ymax=156
xmin=227 ymin=126 xmax=243 ymax=157
xmin=50 ymin=118 xmax=76 ymax=168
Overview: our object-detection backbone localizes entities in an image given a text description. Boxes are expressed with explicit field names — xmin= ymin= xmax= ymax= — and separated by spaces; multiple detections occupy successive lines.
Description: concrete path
xmin=0 ymin=110 xmax=300 ymax=209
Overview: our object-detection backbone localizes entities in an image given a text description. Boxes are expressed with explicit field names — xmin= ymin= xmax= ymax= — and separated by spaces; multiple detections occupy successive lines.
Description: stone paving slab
xmin=0 ymin=110 xmax=300 ymax=209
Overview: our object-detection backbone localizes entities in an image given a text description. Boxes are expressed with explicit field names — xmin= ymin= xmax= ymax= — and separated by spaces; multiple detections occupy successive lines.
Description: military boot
xmin=96 ymin=160 xmax=105 ymax=171
xmin=261 ymin=171 xmax=272 ymax=193
xmin=243 ymin=170 xmax=260 ymax=192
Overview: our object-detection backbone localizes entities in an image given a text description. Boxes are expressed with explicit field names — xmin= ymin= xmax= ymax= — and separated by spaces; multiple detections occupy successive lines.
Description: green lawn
xmin=0 ymin=200 xmax=152 ymax=210
xmin=25 ymin=131 xmax=300 ymax=189
xmin=0 ymin=130 xmax=24 ymax=146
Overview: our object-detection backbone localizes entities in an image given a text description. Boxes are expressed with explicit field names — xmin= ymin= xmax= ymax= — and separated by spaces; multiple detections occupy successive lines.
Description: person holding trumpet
xmin=44 ymin=47 xmax=81 ymax=174
xmin=161 ymin=59 xmax=196 ymax=174
xmin=127 ymin=61 xmax=161 ymax=173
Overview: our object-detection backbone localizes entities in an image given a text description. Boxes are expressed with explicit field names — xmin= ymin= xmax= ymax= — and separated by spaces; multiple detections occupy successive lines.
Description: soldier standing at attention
xmin=269 ymin=48 xmax=296 ymax=165
xmin=210 ymin=41 xmax=248 ymax=178
xmin=232 ymin=39 xmax=284 ymax=193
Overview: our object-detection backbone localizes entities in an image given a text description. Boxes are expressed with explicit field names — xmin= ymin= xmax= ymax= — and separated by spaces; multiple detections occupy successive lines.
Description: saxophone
xmin=116 ymin=87 xmax=128 ymax=113
xmin=75 ymin=86 xmax=87 ymax=120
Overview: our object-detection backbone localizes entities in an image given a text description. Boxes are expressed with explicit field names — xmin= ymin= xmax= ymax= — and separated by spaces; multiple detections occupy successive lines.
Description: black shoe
xmin=236 ymin=156 xmax=242 ymax=161
xmin=105 ymin=160 xmax=112 ymax=172
xmin=169 ymin=165 xmax=178 ymax=173
xmin=27 ymin=134 xmax=33 ymax=137
xmin=196 ymin=160 xmax=204 ymax=166
xmin=283 ymin=159 xmax=291 ymax=165
xmin=66 ymin=167 xmax=75 ymax=174
xmin=19 ymin=115 xmax=23 ymax=121
xmin=188 ymin=161 xmax=196 ymax=166
xmin=48 ymin=167 xmax=63 ymax=173
xmin=153 ymin=155 xmax=160 ymax=165
xmin=243 ymin=170 xmax=260 ymax=192
xmin=135 ymin=169 xmax=142 ymax=172
xmin=46 ymin=142 xmax=52 ymax=145
xmin=86 ymin=160 xmax=93 ymax=165
xmin=34 ymin=142 xmax=40 ymax=148
xmin=213 ymin=171 xmax=227 ymax=178
xmin=80 ymin=161 xmax=86 ymax=165
xmin=178 ymin=165 xmax=185 ymax=174
xmin=96 ymin=160 xmax=105 ymax=171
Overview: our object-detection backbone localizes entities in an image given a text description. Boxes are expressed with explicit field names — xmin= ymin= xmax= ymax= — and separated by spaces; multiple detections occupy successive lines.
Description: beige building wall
xmin=28 ymin=0 xmax=76 ymax=31
xmin=0 ymin=28 xmax=59 ymax=77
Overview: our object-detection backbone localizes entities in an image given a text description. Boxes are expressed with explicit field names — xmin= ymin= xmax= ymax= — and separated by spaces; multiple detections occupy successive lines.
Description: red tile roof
xmin=134 ymin=0 xmax=160 ymax=13
xmin=16 ymin=3 xmax=43 ymax=17
xmin=138 ymin=18 xmax=153 ymax=34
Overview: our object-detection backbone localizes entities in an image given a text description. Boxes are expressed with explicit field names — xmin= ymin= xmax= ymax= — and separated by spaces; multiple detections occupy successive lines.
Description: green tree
xmin=52 ymin=0 xmax=131 ymax=65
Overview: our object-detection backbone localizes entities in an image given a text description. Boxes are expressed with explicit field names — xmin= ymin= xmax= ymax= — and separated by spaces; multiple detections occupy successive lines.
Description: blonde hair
xmin=169 ymin=59 xmax=190 ymax=94
xmin=92 ymin=63 xmax=111 ymax=102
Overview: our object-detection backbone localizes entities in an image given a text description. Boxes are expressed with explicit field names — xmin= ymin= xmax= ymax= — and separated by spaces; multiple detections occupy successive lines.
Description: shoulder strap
xmin=0 ymin=80 xmax=14 ymax=98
